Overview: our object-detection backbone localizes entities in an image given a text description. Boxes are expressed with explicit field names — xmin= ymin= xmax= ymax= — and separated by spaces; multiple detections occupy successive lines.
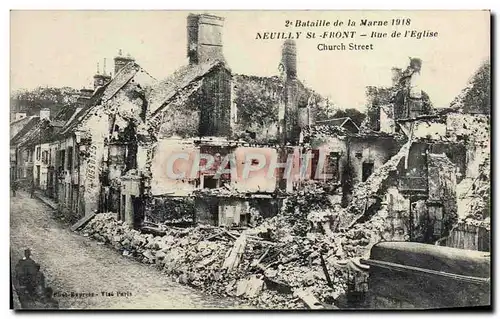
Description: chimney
xmin=114 ymin=49 xmax=135 ymax=75
xmin=80 ymin=88 xmax=94 ymax=98
xmin=39 ymin=108 xmax=50 ymax=121
xmin=187 ymin=14 xmax=225 ymax=65
xmin=93 ymin=73 xmax=111 ymax=89
xmin=93 ymin=61 xmax=112 ymax=89
xmin=75 ymin=88 xmax=94 ymax=108
xmin=281 ymin=40 xmax=297 ymax=80
xmin=279 ymin=40 xmax=300 ymax=144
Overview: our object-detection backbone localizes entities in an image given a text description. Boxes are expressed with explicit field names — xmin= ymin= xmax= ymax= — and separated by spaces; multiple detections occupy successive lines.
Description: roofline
xmin=316 ymin=116 xmax=350 ymax=123
xmin=58 ymin=82 xmax=111 ymax=137
xmin=150 ymin=60 xmax=227 ymax=118
xmin=10 ymin=117 xmax=41 ymax=144
xmin=315 ymin=116 xmax=360 ymax=131
xmin=10 ymin=115 xmax=36 ymax=126
xmin=343 ymin=117 xmax=360 ymax=131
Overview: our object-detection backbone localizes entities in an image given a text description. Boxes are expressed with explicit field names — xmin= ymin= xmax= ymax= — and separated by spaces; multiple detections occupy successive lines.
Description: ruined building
xmin=141 ymin=14 xmax=320 ymax=228
xmin=9 ymin=51 xmax=154 ymax=223
xmin=303 ymin=58 xmax=490 ymax=250
xmin=10 ymin=13 xmax=324 ymax=229
xmin=11 ymin=14 xmax=489 ymax=253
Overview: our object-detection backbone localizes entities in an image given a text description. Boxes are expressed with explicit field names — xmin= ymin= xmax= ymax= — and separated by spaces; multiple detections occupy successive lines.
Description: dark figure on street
xmin=13 ymin=249 xmax=59 ymax=309
xmin=30 ymin=180 xmax=35 ymax=198
xmin=11 ymin=179 xmax=18 ymax=197
xmin=14 ymin=249 xmax=40 ymax=300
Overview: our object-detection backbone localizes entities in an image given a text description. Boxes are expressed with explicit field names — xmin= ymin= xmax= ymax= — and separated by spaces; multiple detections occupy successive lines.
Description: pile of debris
xmin=81 ymin=213 xmax=348 ymax=309
xmin=456 ymin=149 xmax=490 ymax=220
xmin=341 ymin=138 xmax=413 ymax=228
xmin=79 ymin=135 xmax=423 ymax=309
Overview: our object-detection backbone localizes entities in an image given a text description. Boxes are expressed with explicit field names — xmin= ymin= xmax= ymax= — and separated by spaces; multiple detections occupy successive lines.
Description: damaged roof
xmin=10 ymin=118 xmax=56 ymax=147
xmin=10 ymin=117 xmax=40 ymax=146
xmin=58 ymin=61 xmax=150 ymax=138
xmin=304 ymin=124 xmax=398 ymax=141
xmin=147 ymin=60 xmax=227 ymax=117
xmin=58 ymin=84 xmax=109 ymax=137
xmin=51 ymin=104 xmax=79 ymax=127
xmin=102 ymin=62 xmax=142 ymax=102
xmin=315 ymin=117 xmax=360 ymax=133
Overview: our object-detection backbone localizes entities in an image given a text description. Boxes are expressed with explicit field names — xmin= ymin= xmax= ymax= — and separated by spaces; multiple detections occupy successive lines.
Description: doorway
xmin=120 ymin=194 xmax=126 ymax=221
xmin=362 ymin=162 xmax=374 ymax=182
xmin=132 ymin=195 xmax=144 ymax=229
xmin=35 ymin=165 xmax=41 ymax=187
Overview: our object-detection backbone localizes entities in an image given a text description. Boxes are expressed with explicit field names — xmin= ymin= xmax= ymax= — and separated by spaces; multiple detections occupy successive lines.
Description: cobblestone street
xmin=10 ymin=191 xmax=253 ymax=309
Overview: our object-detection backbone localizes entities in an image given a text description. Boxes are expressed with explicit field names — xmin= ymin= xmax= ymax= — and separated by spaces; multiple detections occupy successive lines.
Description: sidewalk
xmin=33 ymin=191 xmax=58 ymax=210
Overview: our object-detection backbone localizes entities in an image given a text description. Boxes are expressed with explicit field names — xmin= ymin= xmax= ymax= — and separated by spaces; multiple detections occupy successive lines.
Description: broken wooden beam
xmin=294 ymin=288 xmax=325 ymax=309
xmin=140 ymin=225 xmax=167 ymax=236
xmin=70 ymin=212 xmax=96 ymax=232
xmin=204 ymin=231 xmax=225 ymax=241
xmin=251 ymin=248 xmax=270 ymax=268
xmin=222 ymin=232 xmax=247 ymax=272
xmin=320 ymin=253 xmax=334 ymax=288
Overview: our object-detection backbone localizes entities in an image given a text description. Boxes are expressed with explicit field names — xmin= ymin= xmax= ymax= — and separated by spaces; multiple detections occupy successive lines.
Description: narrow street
xmin=10 ymin=191 xmax=253 ymax=309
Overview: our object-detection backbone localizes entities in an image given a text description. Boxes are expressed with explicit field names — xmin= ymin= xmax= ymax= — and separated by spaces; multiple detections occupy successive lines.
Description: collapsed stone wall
xmin=340 ymin=138 xmax=413 ymax=229
xmin=446 ymin=113 xmax=490 ymax=221
xmin=82 ymin=213 xmax=352 ymax=309
xmin=145 ymin=197 xmax=196 ymax=225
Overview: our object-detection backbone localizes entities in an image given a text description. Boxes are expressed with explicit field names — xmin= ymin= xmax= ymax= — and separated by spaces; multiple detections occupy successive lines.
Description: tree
xmin=451 ymin=60 xmax=491 ymax=114
xmin=11 ymin=86 xmax=79 ymax=116
xmin=233 ymin=78 xmax=279 ymax=127
xmin=315 ymin=98 xmax=337 ymax=122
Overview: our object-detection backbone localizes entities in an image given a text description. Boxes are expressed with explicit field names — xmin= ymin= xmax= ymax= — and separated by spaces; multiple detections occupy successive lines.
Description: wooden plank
xmin=222 ymin=232 xmax=247 ymax=271
xmin=319 ymin=253 xmax=333 ymax=288
xmin=251 ymin=248 xmax=270 ymax=268
xmin=70 ymin=212 xmax=97 ymax=232
xmin=294 ymin=288 xmax=325 ymax=310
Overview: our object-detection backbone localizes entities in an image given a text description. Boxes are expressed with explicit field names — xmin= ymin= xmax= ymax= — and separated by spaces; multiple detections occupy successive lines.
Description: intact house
xmin=10 ymin=103 xmax=83 ymax=194
xmin=10 ymin=107 xmax=56 ymax=185
xmin=11 ymin=116 xmax=41 ymax=184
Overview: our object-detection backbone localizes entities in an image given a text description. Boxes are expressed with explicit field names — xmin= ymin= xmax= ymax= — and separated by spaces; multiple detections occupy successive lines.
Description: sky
xmin=10 ymin=10 xmax=490 ymax=110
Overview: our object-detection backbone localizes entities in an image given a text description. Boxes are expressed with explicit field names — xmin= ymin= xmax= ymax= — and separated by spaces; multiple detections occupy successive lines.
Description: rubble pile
xmin=329 ymin=209 xmax=397 ymax=258
xmin=274 ymin=183 xmax=336 ymax=237
xmin=256 ymin=181 xmax=392 ymax=278
xmin=78 ymin=136 xmax=430 ymax=309
xmin=457 ymin=155 xmax=490 ymax=222
xmin=81 ymin=213 xmax=349 ymax=309
xmin=342 ymin=138 xmax=413 ymax=227
xmin=303 ymin=124 xmax=348 ymax=141
xmin=453 ymin=114 xmax=490 ymax=221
